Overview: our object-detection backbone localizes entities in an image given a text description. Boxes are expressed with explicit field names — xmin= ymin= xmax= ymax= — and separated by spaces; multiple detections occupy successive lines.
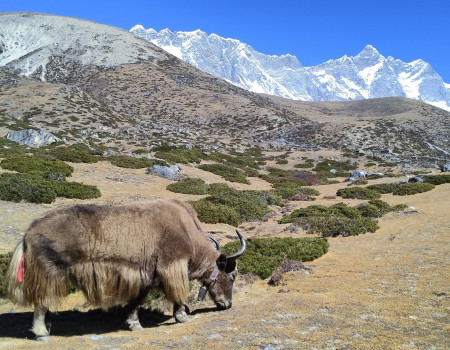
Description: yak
xmin=5 ymin=199 xmax=246 ymax=340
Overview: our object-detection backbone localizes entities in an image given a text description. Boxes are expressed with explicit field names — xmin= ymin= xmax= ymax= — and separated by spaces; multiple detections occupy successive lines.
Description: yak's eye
xmin=229 ymin=273 xmax=237 ymax=282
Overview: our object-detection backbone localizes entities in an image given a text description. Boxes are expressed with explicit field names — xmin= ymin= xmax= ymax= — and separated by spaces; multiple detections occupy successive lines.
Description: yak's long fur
xmin=6 ymin=199 xmax=218 ymax=309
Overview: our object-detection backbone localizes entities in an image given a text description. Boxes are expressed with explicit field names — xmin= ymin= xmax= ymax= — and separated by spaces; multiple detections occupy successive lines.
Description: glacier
xmin=131 ymin=25 xmax=450 ymax=111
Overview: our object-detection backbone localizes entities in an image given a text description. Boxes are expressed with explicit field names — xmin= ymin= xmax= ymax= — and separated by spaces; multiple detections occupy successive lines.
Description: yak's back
xmin=24 ymin=199 xmax=203 ymax=266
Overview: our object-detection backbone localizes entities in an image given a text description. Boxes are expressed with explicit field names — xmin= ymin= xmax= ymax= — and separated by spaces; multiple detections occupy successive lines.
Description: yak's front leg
xmin=126 ymin=305 xmax=143 ymax=331
xmin=173 ymin=302 xmax=189 ymax=323
xmin=32 ymin=305 xmax=50 ymax=340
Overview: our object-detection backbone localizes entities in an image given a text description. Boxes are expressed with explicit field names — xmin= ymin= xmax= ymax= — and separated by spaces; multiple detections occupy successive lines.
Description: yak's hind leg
xmin=32 ymin=306 xmax=49 ymax=340
xmin=173 ymin=302 xmax=190 ymax=323
xmin=157 ymin=260 xmax=190 ymax=323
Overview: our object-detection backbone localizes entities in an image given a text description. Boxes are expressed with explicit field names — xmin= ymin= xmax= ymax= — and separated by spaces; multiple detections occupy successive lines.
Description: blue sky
xmin=2 ymin=0 xmax=449 ymax=82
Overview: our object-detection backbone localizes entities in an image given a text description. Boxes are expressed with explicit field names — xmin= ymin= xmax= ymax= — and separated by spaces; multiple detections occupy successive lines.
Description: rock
xmin=442 ymin=164 xmax=450 ymax=172
xmin=269 ymin=259 xmax=310 ymax=286
xmin=148 ymin=164 xmax=183 ymax=180
xmin=6 ymin=129 xmax=60 ymax=147
xmin=408 ymin=176 xmax=424 ymax=183
xmin=1 ymin=99 xmax=11 ymax=105
xmin=350 ymin=170 xmax=367 ymax=179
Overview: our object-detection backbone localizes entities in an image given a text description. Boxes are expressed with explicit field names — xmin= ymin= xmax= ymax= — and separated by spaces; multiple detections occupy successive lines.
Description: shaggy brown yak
xmin=6 ymin=199 xmax=246 ymax=340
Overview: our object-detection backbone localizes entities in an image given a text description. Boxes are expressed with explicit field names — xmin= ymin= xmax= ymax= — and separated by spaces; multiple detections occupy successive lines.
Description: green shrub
xmin=108 ymin=156 xmax=167 ymax=169
xmin=367 ymin=174 xmax=383 ymax=180
xmin=294 ymin=162 xmax=314 ymax=169
xmin=154 ymin=148 xmax=205 ymax=164
xmin=337 ymin=187 xmax=381 ymax=200
xmin=0 ymin=138 xmax=28 ymax=158
xmin=221 ymin=237 xmax=329 ymax=279
xmin=206 ymin=151 xmax=260 ymax=169
xmin=0 ymin=173 xmax=57 ymax=203
xmin=50 ymin=181 xmax=101 ymax=199
xmin=313 ymin=159 xmax=357 ymax=178
xmin=1 ymin=156 xmax=74 ymax=177
xmin=189 ymin=200 xmax=241 ymax=226
xmin=276 ymin=159 xmax=289 ymax=165
xmin=198 ymin=164 xmax=249 ymax=184
xmin=368 ymin=182 xmax=435 ymax=196
xmin=50 ymin=145 xmax=99 ymax=163
xmin=0 ymin=252 xmax=11 ymax=298
xmin=273 ymin=183 xmax=320 ymax=200
xmin=166 ymin=178 xmax=209 ymax=195
xmin=367 ymin=183 xmax=398 ymax=194
xmin=422 ymin=174 xmax=450 ymax=185
xmin=279 ymin=202 xmax=380 ymax=237
xmin=189 ymin=183 xmax=282 ymax=226
xmin=392 ymin=183 xmax=435 ymax=196
xmin=0 ymin=172 xmax=101 ymax=204
xmin=293 ymin=216 xmax=379 ymax=237
xmin=348 ymin=179 xmax=368 ymax=186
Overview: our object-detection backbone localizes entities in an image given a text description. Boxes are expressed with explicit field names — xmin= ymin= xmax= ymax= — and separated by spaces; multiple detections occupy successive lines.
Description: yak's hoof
xmin=127 ymin=320 xmax=144 ymax=331
xmin=175 ymin=311 xmax=189 ymax=323
xmin=36 ymin=335 xmax=50 ymax=341
xmin=130 ymin=323 xmax=144 ymax=331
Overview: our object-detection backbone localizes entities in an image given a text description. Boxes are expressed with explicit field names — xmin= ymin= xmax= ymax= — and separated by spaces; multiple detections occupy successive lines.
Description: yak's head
xmin=200 ymin=231 xmax=246 ymax=310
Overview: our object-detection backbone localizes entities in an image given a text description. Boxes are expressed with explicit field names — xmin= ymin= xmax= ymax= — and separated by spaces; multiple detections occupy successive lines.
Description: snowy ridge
xmin=131 ymin=26 xmax=450 ymax=111
xmin=0 ymin=13 xmax=166 ymax=80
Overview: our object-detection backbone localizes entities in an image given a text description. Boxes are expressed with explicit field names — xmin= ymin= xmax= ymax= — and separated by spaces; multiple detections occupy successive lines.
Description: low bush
xmin=422 ymin=174 xmax=450 ymax=185
xmin=50 ymin=144 xmax=99 ymax=163
xmin=0 ymin=252 xmax=11 ymax=298
xmin=154 ymin=148 xmax=205 ymax=164
xmin=367 ymin=174 xmax=383 ymax=180
xmin=221 ymin=237 xmax=329 ymax=279
xmin=294 ymin=162 xmax=314 ymax=169
xmin=368 ymin=182 xmax=435 ymax=196
xmin=279 ymin=202 xmax=380 ymax=237
xmin=189 ymin=200 xmax=241 ymax=227
xmin=0 ymin=172 xmax=101 ymax=204
xmin=190 ymin=183 xmax=282 ymax=226
xmin=166 ymin=178 xmax=209 ymax=195
xmin=0 ymin=173 xmax=57 ymax=203
xmin=313 ymin=159 xmax=357 ymax=178
xmin=392 ymin=183 xmax=435 ymax=196
xmin=348 ymin=179 xmax=368 ymax=186
xmin=367 ymin=183 xmax=398 ymax=194
xmin=273 ymin=182 xmax=320 ymax=200
xmin=108 ymin=156 xmax=167 ymax=169
xmin=198 ymin=164 xmax=249 ymax=184
xmin=1 ymin=156 xmax=74 ymax=177
xmin=357 ymin=199 xmax=408 ymax=218
xmin=337 ymin=187 xmax=381 ymax=200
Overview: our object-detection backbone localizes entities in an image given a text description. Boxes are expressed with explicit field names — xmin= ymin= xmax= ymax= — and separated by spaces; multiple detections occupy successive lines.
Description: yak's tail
xmin=5 ymin=239 xmax=28 ymax=306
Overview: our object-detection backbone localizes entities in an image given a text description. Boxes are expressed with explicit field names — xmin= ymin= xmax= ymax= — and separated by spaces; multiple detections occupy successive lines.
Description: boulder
xmin=6 ymin=129 xmax=60 ymax=148
xmin=350 ymin=170 xmax=367 ymax=179
xmin=442 ymin=164 xmax=450 ymax=172
xmin=408 ymin=177 xmax=424 ymax=183
xmin=148 ymin=164 xmax=183 ymax=180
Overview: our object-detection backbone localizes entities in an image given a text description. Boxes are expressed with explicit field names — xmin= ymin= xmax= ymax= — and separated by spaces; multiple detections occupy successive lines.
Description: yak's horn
xmin=227 ymin=230 xmax=246 ymax=260
xmin=210 ymin=236 xmax=221 ymax=251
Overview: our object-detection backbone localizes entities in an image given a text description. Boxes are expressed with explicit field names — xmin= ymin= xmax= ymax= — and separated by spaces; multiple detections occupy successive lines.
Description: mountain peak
xmin=356 ymin=45 xmax=382 ymax=59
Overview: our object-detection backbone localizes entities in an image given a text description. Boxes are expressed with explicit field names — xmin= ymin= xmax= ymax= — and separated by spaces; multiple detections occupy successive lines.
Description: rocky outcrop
xmin=148 ymin=164 xmax=183 ymax=180
xmin=6 ymin=129 xmax=61 ymax=147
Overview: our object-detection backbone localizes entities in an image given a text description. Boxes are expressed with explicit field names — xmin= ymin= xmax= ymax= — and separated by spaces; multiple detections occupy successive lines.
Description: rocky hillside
xmin=0 ymin=12 xmax=448 ymax=162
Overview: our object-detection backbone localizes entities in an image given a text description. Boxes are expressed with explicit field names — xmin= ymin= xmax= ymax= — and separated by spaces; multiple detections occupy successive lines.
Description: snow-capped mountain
xmin=0 ymin=13 xmax=166 ymax=80
xmin=131 ymin=25 xmax=450 ymax=111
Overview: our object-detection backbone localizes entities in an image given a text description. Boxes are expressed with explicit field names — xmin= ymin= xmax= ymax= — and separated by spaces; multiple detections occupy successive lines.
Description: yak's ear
xmin=216 ymin=254 xmax=227 ymax=270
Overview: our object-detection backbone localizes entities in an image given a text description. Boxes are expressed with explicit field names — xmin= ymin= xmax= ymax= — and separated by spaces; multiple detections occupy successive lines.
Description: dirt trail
xmin=0 ymin=164 xmax=448 ymax=349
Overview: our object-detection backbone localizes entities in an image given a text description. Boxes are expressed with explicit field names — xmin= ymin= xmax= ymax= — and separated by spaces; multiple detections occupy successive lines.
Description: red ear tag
xmin=17 ymin=254 xmax=24 ymax=283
